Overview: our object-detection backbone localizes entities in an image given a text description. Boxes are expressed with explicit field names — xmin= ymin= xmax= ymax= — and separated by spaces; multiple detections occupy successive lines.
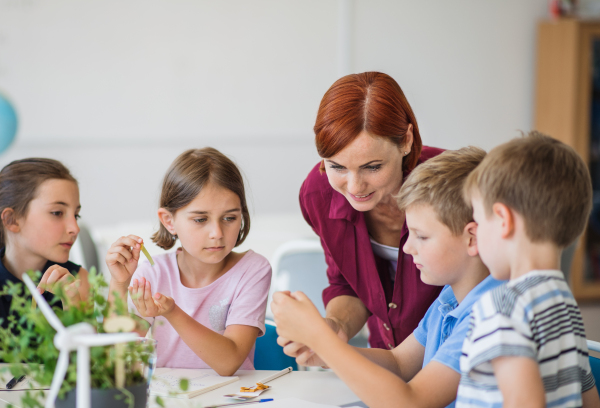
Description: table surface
xmin=0 ymin=369 xmax=362 ymax=408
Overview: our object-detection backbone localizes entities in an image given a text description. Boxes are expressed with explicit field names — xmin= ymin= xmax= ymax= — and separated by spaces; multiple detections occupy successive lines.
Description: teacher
xmin=299 ymin=72 xmax=443 ymax=351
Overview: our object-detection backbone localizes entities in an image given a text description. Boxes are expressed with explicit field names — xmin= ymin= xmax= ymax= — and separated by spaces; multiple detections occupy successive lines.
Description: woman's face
xmin=324 ymin=129 xmax=412 ymax=212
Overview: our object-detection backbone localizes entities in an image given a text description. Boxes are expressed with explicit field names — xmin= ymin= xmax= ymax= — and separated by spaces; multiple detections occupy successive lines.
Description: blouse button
xmin=388 ymin=343 xmax=394 ymax=349
xmin=383 ymin=323 xmax=390 ymax=331
xmin=388 ymin=302 xmax=397 ymax=309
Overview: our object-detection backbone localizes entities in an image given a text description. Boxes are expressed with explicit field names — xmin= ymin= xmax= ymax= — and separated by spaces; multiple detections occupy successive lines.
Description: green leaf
xmin=179 ymin=378 xmax=189 ymax=391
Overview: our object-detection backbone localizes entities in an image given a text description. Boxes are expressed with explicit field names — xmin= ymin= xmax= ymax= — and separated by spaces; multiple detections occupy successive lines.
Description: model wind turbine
xmin=21 ymin=274 xmax=138 ymax=408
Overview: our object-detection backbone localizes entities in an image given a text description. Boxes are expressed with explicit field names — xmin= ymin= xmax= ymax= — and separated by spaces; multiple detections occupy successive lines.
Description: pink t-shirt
xmin=128 ymin=249 xmax=272 ymax=369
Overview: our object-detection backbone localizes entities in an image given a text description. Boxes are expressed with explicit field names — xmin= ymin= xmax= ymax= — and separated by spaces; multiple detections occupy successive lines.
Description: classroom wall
xmin=0 ymin=0 xmax=549 ymax=229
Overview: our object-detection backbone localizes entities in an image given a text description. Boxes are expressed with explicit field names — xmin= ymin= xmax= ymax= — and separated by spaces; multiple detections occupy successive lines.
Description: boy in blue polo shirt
xmin=272 ymin=147 xmax=502 ymax=408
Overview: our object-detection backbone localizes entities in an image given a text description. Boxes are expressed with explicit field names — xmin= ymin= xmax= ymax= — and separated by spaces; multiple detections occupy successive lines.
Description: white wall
xmin=0 ymin=0 xmax=549 ymax=235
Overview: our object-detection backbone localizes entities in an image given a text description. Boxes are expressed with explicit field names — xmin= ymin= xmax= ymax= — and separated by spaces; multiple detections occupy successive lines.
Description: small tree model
xmin=0 ymin=269 xmax=157 ymax=408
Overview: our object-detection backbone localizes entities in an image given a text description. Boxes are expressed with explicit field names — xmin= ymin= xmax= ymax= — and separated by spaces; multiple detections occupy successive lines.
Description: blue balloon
xmin=0 ymin=94 xmax=17 ymax=154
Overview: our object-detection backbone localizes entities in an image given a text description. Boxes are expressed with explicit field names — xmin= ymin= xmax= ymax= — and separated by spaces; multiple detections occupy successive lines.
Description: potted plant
xmin=0 ymin=268 xmax=160 ymax=408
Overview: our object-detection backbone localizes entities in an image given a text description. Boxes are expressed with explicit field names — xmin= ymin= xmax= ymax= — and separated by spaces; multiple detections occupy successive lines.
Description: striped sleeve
xmin=461 ymin=292 xmax=537 ymax=383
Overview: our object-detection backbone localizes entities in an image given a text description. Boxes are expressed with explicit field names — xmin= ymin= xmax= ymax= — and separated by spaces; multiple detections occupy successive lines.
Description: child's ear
xmin=157 ymin=208 xmax=176 ymax=235
xmin=1 ymin=208 xmax=20 ymax=233
xmin=492 ymin=202 xmax=515 ymax=239
xmin=464 ymin=221 xmax=479 ymax=257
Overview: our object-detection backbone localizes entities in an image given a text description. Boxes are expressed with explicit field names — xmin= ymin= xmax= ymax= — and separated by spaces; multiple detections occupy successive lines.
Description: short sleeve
xmin=462 ymin=296 xmax=537 ymax=383
xmin=413 ymin=299 xmax=437 ymax=348
xmin=225 ymin=255 xmax=272 ymax=337
xmin=432 ymin=314 xmax=471 ymax=373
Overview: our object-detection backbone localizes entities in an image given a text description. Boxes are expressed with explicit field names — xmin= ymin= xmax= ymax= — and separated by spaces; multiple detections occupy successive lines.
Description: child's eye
xmin=51 ymin=211 xmax=63 ymax=217
xmin=75 ymin=214 xmax=81 ymax=220
xmin=193 ymin=218 xmax=207 ymax=223
xmin=416 ymin=235 xmax=428 ymax=241
xmin=223 ymin=216 xmax=237 ymax=222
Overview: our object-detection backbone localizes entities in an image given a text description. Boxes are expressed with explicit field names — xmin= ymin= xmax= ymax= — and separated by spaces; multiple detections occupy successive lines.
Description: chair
xmin=254 ymin=319 xmax=297 ymax=370
xmin=69 ymin=223 xmax=100 ymax=272
xmin=270 ymin=239 xmax=330 ymax=316
xmin=588 ymin=340 xmax=600 ymax=387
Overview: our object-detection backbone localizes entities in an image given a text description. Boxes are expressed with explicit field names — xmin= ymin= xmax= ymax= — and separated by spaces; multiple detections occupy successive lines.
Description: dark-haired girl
xmin=106 ymin=148 xmax=271 ymax=376
xmin=0 ymin=158 xmax=89 ymax=329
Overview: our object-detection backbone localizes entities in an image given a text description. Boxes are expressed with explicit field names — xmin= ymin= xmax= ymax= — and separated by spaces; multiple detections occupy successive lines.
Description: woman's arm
xmin=325 ymin=295 xmax=370 ymax=341
xmin=132 ymin=278 xmax=257 ymax=376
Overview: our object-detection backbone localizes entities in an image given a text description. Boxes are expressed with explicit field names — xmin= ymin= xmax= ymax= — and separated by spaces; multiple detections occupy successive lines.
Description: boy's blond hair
xmin=463 ymin=131 xmax=592 ymax=248
xmin=397 ymin=146 xmax=486 ymax=235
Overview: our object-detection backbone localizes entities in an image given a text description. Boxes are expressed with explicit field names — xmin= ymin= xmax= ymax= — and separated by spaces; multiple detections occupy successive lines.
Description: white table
xmin=0 ymin=369 xmax=362 ymax=408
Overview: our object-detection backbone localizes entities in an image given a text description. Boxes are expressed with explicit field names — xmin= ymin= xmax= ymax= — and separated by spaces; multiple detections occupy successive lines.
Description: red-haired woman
xmin=282 ymin=72 xmax=443 ymax=363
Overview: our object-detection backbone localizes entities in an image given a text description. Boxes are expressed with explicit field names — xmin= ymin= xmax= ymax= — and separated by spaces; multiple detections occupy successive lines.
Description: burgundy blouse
xmin=299 ymin=146 xmax=444 ymax=349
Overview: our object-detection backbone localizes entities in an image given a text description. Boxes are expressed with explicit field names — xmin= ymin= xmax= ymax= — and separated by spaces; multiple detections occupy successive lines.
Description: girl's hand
xmin=106 ymin=235 xmax=143 ymax=285
xmin=38 ymin=265 xmax=81 ymax=305
xmin=129 ymin=277 xmax=175 ymax=318
xmin=271 ymin=291 xmax=329 ymax=347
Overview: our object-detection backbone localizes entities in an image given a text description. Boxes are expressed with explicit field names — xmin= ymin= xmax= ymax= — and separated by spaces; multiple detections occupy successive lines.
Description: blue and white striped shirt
xmin=457 ymin=270 xmax=595 ymax=408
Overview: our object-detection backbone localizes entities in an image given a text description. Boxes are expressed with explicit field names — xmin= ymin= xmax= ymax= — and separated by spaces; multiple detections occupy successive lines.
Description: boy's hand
xmin=277 ymin=338 xmax=327 ymax=367
xmin=38 ymin=265 xmax=81 ymax=305
xmin=271 ymin=291 xmax=329 ymax=347
xmin=129 ymin=277 xmax=175 ymax=318
xmin=106 ymin=235 xmax=143 ymax=285
xmin=277 ymin=318 xmax=346 ymax=367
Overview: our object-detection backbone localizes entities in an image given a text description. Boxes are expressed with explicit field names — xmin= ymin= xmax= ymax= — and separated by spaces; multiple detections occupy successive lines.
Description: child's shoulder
xmin=231 ymin=250 xmax=271 ymax=275
xmin=476 ymin=270 xmax=570 ymax=319
xmin=135 ymin=251 xmax=177 ymax=277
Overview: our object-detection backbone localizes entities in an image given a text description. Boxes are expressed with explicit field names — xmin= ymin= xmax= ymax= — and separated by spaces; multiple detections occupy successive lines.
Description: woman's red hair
xmin=314 ymin=72 xmax=422 ymax=172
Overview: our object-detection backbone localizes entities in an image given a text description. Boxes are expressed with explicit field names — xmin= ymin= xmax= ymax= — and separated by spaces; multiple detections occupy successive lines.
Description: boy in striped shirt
xmin=457 ymin=132 xmax=600 ymax=408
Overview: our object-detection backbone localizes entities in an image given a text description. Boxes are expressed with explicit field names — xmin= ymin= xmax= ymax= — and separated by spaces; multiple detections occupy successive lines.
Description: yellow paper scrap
xmin=140 ymin=244 xmax=155 ymax=266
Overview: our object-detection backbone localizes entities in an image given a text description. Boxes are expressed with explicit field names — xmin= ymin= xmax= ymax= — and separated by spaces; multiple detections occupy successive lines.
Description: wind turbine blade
xmin=75 ymin=333 xmax=138 ymax=347
xmin=45 ymin=349 xmax=69 ymax=408
xmin=22 ymin=274 xmax=64 ymax=332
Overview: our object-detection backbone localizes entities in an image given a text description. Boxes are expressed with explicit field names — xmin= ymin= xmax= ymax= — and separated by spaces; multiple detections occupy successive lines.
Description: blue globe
xmin=0 ymin=94 xmax=17 ymax=154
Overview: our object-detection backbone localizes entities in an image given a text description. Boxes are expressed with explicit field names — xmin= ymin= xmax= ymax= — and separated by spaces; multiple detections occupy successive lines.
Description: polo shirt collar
xmin=328 ymin=189 xmax=359 ymax=223
xmin=448 ymin=275 xmax=502 ymax=319
xmin=437 ymin=285 xmax=459 ymax=316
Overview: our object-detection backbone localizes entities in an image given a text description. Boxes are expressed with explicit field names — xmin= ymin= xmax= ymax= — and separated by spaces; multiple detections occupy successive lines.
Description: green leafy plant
xmin=0 ymin=268 xmax=154 ymax=408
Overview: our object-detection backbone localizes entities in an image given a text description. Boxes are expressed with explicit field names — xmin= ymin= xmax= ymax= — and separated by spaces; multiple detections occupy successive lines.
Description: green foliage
xmin=0 ymin=268 xmax=155 ymax=408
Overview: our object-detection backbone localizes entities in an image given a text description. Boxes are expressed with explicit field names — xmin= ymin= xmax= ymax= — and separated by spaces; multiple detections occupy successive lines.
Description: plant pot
xmin=55 ymin=383 xmax=148 ymax=408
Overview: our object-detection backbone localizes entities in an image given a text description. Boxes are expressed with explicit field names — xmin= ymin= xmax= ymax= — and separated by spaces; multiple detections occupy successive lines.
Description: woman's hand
xmin=129 ymin=277 xmax=175 ymax=318
xmin=106 ymin=235 xmax=143 ymax=286
xmin=271 ymin=291 xmax=329 ymax=348
xmin=38 ymin=265 xmax=82 ymax=305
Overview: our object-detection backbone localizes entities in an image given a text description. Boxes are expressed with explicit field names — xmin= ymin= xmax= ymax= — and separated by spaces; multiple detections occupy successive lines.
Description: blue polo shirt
xmin=413 ymin=275 xmax=502 ymax=406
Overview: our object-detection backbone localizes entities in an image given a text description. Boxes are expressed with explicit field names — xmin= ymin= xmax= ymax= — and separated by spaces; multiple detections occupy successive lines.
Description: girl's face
xmin=14 ymin=179 xmax=81 ymax=263
xmin=324 ymin=129 xmax=412 ymax=212
xmin=168 ymin=182 xmax=243 ymax=265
